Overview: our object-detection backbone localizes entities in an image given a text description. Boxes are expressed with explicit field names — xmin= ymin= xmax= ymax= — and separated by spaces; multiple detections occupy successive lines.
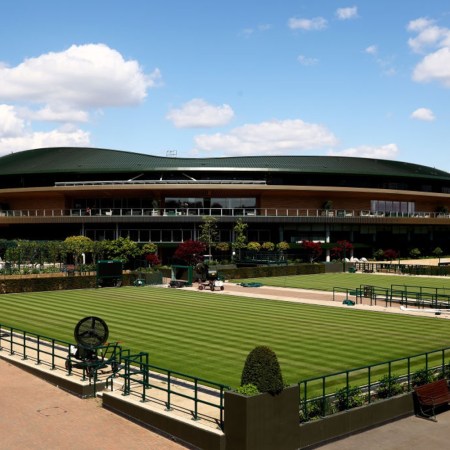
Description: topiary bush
xmin=241 ymin=345 xmax=284 ymax=395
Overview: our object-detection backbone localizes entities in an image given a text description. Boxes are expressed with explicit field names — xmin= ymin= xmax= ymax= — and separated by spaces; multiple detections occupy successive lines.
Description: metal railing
xmin=0 ymin=323 xmax=229 ymax=430
xmin=0 ymin=207 xmax=447 ymax=219
xmin=0 ymin=323 xmax=72 ymax=371
xmin=298 ymin=345 xmax=450 ymax=421
xmin=107 ymin=349 xmax=230 ymax=430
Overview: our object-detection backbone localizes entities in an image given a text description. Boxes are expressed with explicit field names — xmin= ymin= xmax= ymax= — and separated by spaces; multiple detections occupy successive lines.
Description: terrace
xmin=0 ymin=207 xmax=447 ymax=220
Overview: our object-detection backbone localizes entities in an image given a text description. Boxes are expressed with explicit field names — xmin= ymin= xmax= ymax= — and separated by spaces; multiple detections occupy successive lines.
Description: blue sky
xmin=1 ymin=1 xmax=450 ymax=171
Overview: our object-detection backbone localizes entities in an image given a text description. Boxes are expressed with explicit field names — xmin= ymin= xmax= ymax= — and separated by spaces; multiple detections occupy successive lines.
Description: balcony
xmin=0 ymin=207 xmax=445 ymax=221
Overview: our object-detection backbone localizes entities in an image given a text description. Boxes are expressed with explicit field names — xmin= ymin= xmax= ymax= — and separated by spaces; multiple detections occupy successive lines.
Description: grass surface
xmin=2 ymin=286 xmax=450 ymax=388
xmin=232 ymin=272 xmax=450 ymax=293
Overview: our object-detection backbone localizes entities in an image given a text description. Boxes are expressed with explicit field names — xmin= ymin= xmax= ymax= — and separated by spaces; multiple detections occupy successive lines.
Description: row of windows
xmin=370 ymin=200 xmax=415 ymax=214
xmin=84 ymin=227 xmax=270 ymax=243
xmin=75 ymin=197 xmax=257 ymax=210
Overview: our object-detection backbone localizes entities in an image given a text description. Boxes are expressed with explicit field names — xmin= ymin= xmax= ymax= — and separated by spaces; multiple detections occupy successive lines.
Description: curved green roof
xmin=0 ymin=146 xmax=449 ymax=180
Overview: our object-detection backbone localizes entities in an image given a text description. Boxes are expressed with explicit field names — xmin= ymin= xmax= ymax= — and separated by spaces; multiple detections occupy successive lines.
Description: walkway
xmin=0 ymin=358 xmax=187 ymax=450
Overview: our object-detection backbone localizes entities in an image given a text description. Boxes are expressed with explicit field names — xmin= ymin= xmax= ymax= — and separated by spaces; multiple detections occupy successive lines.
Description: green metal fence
xmin=0 ymin=322 xmax=229 ymax=430
xmin=107 ymin=349 xmax=230 ymax=430
xmin=299 ymin=345 xmax=450 ymax=421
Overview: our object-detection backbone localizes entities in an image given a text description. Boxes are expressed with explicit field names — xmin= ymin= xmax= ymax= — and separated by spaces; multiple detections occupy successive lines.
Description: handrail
xmin=110 ymin=354 xmax=230 ymax=430
xmin=298 ymin=345 xmax=450 ymax=421
xmin=0 ymin=207 xmax=446 ymax=219
xmin=0 ymin=322 xmax=229 ymax=430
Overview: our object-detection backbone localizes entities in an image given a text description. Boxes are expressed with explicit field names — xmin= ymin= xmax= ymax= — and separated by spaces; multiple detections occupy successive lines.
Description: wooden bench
xmin=414 ymin=379 xmax=450 ymax=420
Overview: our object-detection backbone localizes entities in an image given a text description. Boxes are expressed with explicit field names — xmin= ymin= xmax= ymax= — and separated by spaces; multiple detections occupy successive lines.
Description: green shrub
xmin=334 ymin=386 xmax=365 ymax=411
xmin=411 ymin=368 xmax=433 ymax=387
xmin=235 ymin=383 xmax=260 ymax=396
xmin=376 ymin=374 xmax=404 ymax=399
xmin=301 ymin=397 xmax=336 ymax=421
xmin=241 ymin=345 xmax=284 ymax=395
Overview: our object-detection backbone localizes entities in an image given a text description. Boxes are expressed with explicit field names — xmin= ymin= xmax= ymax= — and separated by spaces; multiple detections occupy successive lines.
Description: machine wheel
xmin=198 ymin=284 xmax=204 ymax=290
xmin=220 ymin=286 xmax=224 ymax=291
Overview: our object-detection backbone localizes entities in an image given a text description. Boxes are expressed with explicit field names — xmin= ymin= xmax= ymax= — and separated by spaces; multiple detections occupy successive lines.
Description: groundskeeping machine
xmin=65 ymin=316 xmax=120 ymax=378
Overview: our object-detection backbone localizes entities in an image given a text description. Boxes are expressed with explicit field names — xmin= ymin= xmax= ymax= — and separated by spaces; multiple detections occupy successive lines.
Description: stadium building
xmin=1 ymin=146 xmax=450 ymax=260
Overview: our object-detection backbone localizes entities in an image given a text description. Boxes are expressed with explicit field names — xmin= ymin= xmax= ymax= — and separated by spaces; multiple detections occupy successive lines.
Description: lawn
xmin=1 ymin=286 xmax=450 ymax=388
xmin=232 ymin=272 xmax=450 ymax=293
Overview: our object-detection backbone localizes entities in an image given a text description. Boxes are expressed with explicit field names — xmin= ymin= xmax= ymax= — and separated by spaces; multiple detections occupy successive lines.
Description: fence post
xmin=36 ymin=336 xmax=41 ymax=364
xmin=22 ymin=330 xmax=27 ymax=360
xmin=10 ymin=327 xmax=14 ymax=355
xmin=193 ymin=378 xmax=199 ymax=421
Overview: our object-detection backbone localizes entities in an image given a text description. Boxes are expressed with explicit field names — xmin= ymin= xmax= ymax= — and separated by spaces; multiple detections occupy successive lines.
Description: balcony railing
xmin=0 ymin=208 xmax=447 ymax=219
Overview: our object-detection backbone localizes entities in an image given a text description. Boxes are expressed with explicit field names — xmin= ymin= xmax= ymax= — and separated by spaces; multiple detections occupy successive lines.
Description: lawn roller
xmin=65 ymin=316 xmax=120 ymax=378
xmin=195 ymin=263 xmax=225 ymax=291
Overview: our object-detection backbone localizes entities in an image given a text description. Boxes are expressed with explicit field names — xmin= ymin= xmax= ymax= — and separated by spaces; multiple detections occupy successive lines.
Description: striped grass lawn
xmin=1 ymin=286 xmax=450 ymax=388
xmin=232 ymin=272 xmax=450 ymax=293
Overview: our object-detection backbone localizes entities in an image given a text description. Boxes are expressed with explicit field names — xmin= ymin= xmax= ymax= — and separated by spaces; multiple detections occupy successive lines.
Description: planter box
xmin=225 ymin=385 xmax=299 ymax=450
xmin=298 ymin=392 xmax=415 ymax=449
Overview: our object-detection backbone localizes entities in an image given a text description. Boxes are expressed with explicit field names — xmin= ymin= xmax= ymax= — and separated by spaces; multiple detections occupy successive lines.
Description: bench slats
xmin=414 ymin=379 xmax=450 ymax=420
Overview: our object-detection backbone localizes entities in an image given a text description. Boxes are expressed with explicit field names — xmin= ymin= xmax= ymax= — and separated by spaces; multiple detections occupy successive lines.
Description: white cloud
xmin=0 ymin=126 xmax=90 ymax=156
xmin=413 ymin=47 xmax=450 ymax=87
xmin=166 ymin=99 xmax=234 ymax=128
xmin=193 ymin=119 xmax=338 ymax=156
xmin=288 ymin=17 xmax=327 ymax=31
xmin=22 ymin=105 xmax=89 ymax=123
xmin=0 ymin=43 xmax=158 ymax=153
xmin=407 ymin=21 xmax=450 ymax=54
xmin=411 ymin=107 xmax=436 ymax=121
xmin=239 ymin=23 xmax=271 ymax=37
xmin=0 ymin=105 xmax=25 ymax=138
xmin=408 ymin=17 xmax=450 ymax=88
xmin=365 ymin=45 xmax=396 ymax=76
xmin=365 ymin=45 xmax=378 ymax=55
xmin=297 ymin=55 xmax=319 ymax=66
xmin=0 ymin=44 xmax=160 ymax=118
xmin=336 ymin=6 xmax=358 ymax=20
xmin=328 ymin=143 xmax=399 ymax=159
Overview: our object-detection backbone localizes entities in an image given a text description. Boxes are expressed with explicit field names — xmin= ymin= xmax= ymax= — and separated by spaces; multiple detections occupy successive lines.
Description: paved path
xmin=0 ymin=359 xmax=187 ymax=450
xmin=318 ymin=409 xmax=450 ymax=449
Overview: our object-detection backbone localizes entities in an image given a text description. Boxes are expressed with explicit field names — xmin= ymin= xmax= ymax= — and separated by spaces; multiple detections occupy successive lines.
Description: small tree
xmin=331 ymin=240 xmax=353 ymax=260
xmin=432 ymin=246 xmax=444 ymax=264
xmin=383 ymin=248 xmax=399 ymax=262
xmin=232 ymin=218 xmax=248 ymax=259
xmin=63 ymin=236 xmax=93 ymax=266
xmin=409 ymin=248 xmax=421 ymax=259
xmin=102 ymin=237 xmax=141 ymax=265
xmin=174 ymin=240 xmax=206 ymax=265
xmin=261 ymin=241 xmax=275 ymax=252
xmin=301 ymin=240 xmax=323 ymax=263
xmin=145 ymin=253 xmax=161 ymax=267
xmin=241 ymin=346 xmax=284 ymax=395
xmin=198 ymin=216 xmax=219 ymax=256
xmin=276 ymin=241 xmax=290 ymax=252
xmin=247 ymin=241 xmax=261 ymax=253
xmin=373 ymin=248 xmax=384 ymax=261
xmin=215 ymin=242 xmax=230 ymax=253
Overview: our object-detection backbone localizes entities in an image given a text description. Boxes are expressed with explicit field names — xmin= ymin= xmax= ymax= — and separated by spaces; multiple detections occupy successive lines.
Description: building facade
xmin=1 ymin=147 xmax=450 ymax=260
